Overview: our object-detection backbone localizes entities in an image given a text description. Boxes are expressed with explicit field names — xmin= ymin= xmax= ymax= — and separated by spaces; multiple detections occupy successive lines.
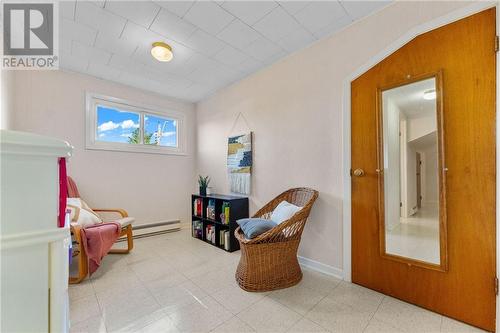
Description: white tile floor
xmin=69 ymin=228 xmax=485 ymax=333
xmin=386 ymin=205 xmax=440 ymax=264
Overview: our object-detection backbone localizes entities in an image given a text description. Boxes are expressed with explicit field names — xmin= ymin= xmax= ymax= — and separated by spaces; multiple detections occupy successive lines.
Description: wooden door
xmin=351 ymin=8 xmax=496 ymax=331
xmin=416 ymin=152 xmax=422 ymax=209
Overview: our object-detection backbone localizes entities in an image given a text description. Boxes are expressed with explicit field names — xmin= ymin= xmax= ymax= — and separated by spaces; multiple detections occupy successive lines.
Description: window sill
xmin=85 ymin=142 xmax=187 ymax=156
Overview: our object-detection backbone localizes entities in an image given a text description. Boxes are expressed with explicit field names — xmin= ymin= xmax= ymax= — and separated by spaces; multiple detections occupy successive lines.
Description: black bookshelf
xmin=191 ymin=194 xmax=249 ymax=252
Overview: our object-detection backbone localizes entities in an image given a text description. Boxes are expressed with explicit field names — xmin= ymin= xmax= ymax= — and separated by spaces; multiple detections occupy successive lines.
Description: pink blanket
xmin=80 ymin=222 xmax=121 ymax=276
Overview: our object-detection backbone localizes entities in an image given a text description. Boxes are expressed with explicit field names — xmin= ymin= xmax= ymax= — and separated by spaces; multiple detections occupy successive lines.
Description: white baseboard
xmin=298 ymin=256 xmax=344 ymax=280
xmin=179 ymin=221 xmax=191 ymax=230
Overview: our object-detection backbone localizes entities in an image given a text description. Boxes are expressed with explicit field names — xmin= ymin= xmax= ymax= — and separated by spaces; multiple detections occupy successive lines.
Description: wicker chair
xmin=235 ymin=188 xmax=319 ymax=292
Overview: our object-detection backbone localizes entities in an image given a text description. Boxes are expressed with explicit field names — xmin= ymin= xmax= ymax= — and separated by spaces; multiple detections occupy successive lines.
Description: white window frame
xmin=85 ymin=92 xmax=187 ymax=155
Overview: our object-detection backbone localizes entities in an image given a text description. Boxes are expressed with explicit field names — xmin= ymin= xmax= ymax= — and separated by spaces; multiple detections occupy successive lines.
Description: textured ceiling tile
xmin=150 ymin=8 xmax=197 ymax=44
xmin=59 ymin=51 xmax=89 ymax=72
xmin=94 ymin=32 xmax=138 ymax=57
xmin=293 ymin=1 xmax=347 ymax=33
xmin=243 ymin=36 xmax=284 ymax=62
xmin=106 ymin=1 xmax=161 ymax=27
xmin=253 ymin=6 xmax=301 ymax=42
xmin=222 ymin=1 xmax=277 ymax=25
xmin=217 ymin=19 xmax=260 ymax=50
xmin=58 ymin=38 xmax=73 ymax=54
xmin=72 ymin=41 xmax=112 ymax=64
xmin=340 ymin=1 xmax=391 ymax=20
xmin=60 ymin=18 xmax=97 ymax=46
xmin=87 ymin=62 xmax=122 ymax=81
xmin=278 ymin=1 xmax=309 ymax=15
xmin=154 ymin=1 xmax=194 ymax=18
xmin=236 ymin=57 xmax=263 ymax=74
xmin=75 ymin=1 xmax=127 ymax=38
xmin=121 ymin=21 xmax=165 ymax=48
xmin=213 ymin=46 xmax=248 ymax=67
xmin=312 ymin=15 xmax=353 ymax=39
xmin=184 ymin=29 xmax=226 ymax=57
xmin=59 ymin=0 xmax=76 ymax=20
xmin=277 ymin=27 xmax=316 ymax=52
xmin=183 ymin=1 xmax=235 ymax=35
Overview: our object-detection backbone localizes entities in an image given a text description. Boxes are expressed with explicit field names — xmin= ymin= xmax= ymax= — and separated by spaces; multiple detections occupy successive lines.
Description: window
xmin=96 ymin=106 xmax=140 ymax=144
xmin=144 ymin=114 xmax=177 ymax=147
xmin=86 ymin=93 xmax=185 ymax=155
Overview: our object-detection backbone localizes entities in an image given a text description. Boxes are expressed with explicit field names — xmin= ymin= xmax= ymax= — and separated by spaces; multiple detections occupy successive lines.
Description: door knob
xmin=352 ymin=169 xmax=365 ymax=177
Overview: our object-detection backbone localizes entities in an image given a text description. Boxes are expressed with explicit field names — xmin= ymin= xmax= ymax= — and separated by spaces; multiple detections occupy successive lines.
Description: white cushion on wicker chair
xmin=116 ymin=217 xmax=134 ymax=227
xmin=271 ymin=201 xmax=302 ymax=224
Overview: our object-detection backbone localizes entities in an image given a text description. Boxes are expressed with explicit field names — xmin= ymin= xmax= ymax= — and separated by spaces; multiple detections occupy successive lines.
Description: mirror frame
xmin=376 ymin=70 xmax=448 ymax=272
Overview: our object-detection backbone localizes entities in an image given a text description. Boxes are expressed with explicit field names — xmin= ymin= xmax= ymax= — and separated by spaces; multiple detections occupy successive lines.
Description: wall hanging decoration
xmin=227 ymin=132 xmax=252 ymax=194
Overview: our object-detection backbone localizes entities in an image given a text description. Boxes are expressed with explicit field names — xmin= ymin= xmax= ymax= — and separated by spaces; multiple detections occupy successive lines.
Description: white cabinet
xmin=1 ymin=130 xmax=73 ymax=333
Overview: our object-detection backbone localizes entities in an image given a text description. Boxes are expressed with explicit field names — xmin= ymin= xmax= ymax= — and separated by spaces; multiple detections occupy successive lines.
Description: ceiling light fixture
xmin=423 ymin=89 xmax=436 ymax=100
xmin=151 ymin=42 xmax=173 ymax=62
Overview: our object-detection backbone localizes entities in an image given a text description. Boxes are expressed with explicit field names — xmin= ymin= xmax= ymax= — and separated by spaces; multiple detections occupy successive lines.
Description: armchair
xmin=68 ymin=177 xmax=134 ymax=284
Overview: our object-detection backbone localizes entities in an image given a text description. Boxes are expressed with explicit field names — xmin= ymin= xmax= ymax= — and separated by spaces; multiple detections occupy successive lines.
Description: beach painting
xmin=227 ymin=132 xmax=252 ymax=194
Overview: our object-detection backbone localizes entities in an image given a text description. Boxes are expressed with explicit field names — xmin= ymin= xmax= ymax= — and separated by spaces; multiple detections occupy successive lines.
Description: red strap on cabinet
xmin=58 ymin=157 xmax=68 ymax=228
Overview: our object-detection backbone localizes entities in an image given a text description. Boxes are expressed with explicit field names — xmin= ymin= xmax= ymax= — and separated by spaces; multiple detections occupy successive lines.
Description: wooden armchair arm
xmin=69 ymin=224 xmax=89 ymax=284
xmin=70 ymin=224 xmax=83 ymax=242
xmin=92 ymin=208 xmax=128 ymax=218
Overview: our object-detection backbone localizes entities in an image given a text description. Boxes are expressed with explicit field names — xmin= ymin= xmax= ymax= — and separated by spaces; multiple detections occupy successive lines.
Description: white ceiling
xmin=385 ymin=78 xmax=436 ymax=119
xmin=59 ymin=0 xmax=390 ymax=102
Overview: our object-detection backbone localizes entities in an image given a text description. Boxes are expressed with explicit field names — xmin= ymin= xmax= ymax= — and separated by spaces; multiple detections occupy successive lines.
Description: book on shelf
xmin=220 ymin=202 xmax=230 ymax=224
xmin=218 ymin=230 xmax=230 ymax=250
xmin=219 ymin=230 xmax=225 ymax=247
xmin=224 ymin=230 xmax=230 ymax=250
xmin=193 ymin=198 xmax=203 ymax=216
xmin=206 ymin=199 xmax=216 ymax=220
xmin=192 ymin=220 xmax=203 ymax=239
xmin=205 ymin=224 xmax=216 ymax=244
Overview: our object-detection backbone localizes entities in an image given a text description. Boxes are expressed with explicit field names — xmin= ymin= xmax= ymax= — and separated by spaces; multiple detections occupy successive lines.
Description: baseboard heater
xmin=117 ymin=219 xmax=181 ymax=241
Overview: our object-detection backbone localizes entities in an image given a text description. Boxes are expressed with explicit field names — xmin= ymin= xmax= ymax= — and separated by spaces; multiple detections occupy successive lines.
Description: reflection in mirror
xmin=382 ymin=77 xmax=442 ymax=265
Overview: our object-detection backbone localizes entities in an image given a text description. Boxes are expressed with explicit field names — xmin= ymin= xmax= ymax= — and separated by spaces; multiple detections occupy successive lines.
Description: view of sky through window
xmin=96 ymin=106 xmax=140 ymax=144
xmin=145 ymin=114 xmax=177 ymax=147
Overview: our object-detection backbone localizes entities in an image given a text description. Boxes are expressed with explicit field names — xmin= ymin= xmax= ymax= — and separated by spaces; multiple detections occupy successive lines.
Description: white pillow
xmin=271 ymin=201 xmax=302 ymax=224
xmin=67 ymin=198 xmax=102 ymax=227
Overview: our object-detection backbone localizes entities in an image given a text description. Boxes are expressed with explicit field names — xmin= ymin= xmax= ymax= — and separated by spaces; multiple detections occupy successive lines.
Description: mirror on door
xmin=380 ymin=74 xmax=446 ymax=268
